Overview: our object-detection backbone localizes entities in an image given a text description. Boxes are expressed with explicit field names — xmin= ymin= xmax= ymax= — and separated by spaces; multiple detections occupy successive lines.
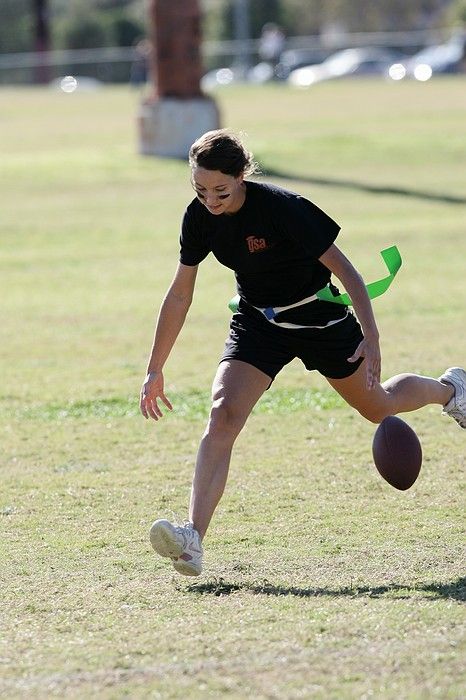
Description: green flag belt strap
xmin=228 ymin=245 xmax=402 ymax=317
xmin=315 ymin=245 xmax=402 ymax=306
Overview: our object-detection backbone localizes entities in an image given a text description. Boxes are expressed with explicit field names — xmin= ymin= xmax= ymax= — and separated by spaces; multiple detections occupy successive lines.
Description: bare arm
xmin=140 ymin=262 xmax=198 ymax=420
xmin=319 ymin=244 xmax=381 ymax=389
xmin=146 ymin=262 xmax=198 ymax=373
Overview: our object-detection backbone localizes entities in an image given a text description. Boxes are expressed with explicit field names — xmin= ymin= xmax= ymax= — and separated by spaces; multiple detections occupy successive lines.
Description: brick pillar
xmin=138 ymin=0 xmax=220 ymax=158
xmin=149 ymin=0 xmax=203 ymax=98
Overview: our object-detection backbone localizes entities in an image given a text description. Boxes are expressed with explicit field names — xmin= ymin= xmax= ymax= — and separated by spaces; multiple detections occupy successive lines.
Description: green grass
xmin=1 ymin=80 xmax=465 ymax=699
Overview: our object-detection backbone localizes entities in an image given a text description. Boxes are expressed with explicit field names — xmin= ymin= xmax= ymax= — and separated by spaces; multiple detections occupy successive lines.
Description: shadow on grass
xmin=262 ymin=166 xmax=466 ymax=206
xmin=186 ymin=577 xmax=466 ymax=602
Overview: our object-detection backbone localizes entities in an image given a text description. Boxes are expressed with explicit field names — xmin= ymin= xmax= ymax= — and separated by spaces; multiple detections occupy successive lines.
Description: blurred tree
xmin=52 ymin=0 xmax=144 ymax=49
xmin=113 ymin=16 xmax=144 ymax=46
xmin=63 ymin=15 xmax=110 ymax=49
xmin=219 ymin=0 xmax=285 ymax=39
xmin=0 ymin=0 xmax=33 ymax=53
xmin=319 ymin=0 xmax=456 ymax=31
xmin=251 ymin=0 xmax=285 ymax=37
xmin=94 ymin=0 xmax=135 ymax=8
xmin=279 ymin=0 xmax=324 ymax=35
xmin=444 ymin=0 xmax=466 ymax=23
xmin=207 ymin=0 xmax=458 ymax=39
xmin=1 ymin=0 xmax=459 ymax=58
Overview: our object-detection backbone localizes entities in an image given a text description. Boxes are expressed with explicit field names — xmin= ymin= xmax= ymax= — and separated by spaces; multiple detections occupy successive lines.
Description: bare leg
xmin=327 ymin=361 xmax=454 ymax=424
xmin=189 ymin=360 xmax=271 ymax=539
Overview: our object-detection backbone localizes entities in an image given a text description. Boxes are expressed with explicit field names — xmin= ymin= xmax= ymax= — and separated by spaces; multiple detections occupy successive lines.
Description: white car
xmin=288 ymin=47 xmax=402 ymax=87
xmin=388 ymin=39 xmax=465 ymax=82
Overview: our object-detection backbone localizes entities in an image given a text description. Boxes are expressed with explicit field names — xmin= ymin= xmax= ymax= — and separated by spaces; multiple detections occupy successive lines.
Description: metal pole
xmin=232 ymin=0 xmax=251 ymax=78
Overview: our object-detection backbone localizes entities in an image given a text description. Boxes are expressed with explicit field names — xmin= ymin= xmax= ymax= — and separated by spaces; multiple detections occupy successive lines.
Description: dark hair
xmin=189 ymin=129 xmax=259 ymax=177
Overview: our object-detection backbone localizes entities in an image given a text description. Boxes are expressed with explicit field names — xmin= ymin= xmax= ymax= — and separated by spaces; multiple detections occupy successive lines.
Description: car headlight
xmin=388 ymin=63 xmax=407 ymax=80
xmin=413 ymin=64 xmax=433 ymax=81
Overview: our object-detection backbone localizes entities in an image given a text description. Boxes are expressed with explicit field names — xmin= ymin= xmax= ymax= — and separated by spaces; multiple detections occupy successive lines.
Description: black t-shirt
xmin=180 ymin=181 xmax=346 ymax=324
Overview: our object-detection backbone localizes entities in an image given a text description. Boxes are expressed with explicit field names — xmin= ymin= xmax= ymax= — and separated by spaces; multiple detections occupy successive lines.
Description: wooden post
xmin=33 ymin=0 xmax=51 ymax=84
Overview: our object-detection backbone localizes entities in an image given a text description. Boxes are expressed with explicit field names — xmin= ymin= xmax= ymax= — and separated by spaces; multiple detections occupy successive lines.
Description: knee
xmin=206 ymin=397 xmax=247 ymax=440
xmin=356 ymin=404 xmax=391 ymax=424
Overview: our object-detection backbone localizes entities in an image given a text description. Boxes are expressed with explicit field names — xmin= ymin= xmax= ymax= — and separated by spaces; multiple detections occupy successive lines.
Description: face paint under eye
xmin=218 ymin=193 xmax=231 ymax=200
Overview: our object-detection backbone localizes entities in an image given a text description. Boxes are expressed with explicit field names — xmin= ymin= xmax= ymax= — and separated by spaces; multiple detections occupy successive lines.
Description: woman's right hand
xmin=140 ymin=371 xmax=173 ymax=421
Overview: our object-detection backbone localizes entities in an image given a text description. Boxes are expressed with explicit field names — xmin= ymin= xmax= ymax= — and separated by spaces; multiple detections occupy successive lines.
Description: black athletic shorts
xmin=220 ymin=300 xmax=364 ymax=382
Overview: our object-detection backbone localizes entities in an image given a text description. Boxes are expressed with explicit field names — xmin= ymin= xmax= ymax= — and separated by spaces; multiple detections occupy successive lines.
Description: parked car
xmin=288 ymin=47 xmax=402 ymax=87
xmin=275 ymin=48 xmax=330 ymax=80
xmin=201 ymin=63 xmax=276 ymax=89
xmin=202 ymin=49 xmax=331 ymax=88
xmin=388 ymin=39 xmax=465 ymax=81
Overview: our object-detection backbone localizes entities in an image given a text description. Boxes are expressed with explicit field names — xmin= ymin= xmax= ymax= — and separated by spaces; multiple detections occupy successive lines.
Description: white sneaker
xmin=149 ymin=519 xmax=203 ymax=576
xmin=439 ymin=367 xmax=466 ymax=429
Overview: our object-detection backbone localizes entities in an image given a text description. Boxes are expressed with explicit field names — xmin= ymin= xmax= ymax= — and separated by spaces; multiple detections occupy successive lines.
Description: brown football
xmin=372 ymin=416 xmax=422 ymax=490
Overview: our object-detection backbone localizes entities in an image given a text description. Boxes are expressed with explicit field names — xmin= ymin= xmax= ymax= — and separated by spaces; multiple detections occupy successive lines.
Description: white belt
xmin=251 ymin=293 xmax=349 ymax=330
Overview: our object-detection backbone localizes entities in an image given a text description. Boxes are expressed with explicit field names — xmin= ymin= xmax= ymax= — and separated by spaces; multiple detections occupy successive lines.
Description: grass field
xmin=1 ymin=79 xmax=465 ymax=699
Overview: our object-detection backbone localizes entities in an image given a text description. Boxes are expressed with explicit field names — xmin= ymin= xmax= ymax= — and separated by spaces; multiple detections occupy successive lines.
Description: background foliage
xmin=0 ymin=0 xmax=465 ymax=55
xmin=213 ymin=0 xmax=464 ymax=39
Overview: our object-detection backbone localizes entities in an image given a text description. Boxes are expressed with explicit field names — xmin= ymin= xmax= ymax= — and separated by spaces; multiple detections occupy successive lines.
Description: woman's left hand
xmin=348 ymin=335 xmax=381 ymax=390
